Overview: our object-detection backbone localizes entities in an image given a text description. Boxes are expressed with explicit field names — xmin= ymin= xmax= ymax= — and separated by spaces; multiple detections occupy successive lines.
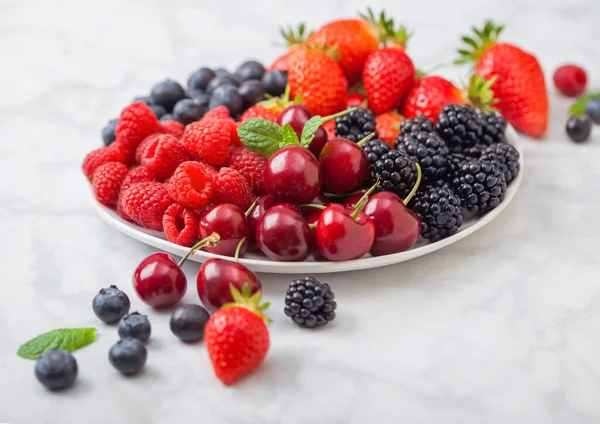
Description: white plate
xmin=90 ymin=127 xmax=523 ymax=274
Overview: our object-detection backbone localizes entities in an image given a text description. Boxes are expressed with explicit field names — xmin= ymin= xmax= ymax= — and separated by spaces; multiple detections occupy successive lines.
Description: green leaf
xmin=569 ymin=92 xmax=600 ymax=115
xmin=17 ymin=328 xmax=97 ymax=360
xmin=237 ymin=118 xmax=283 ymax=157
xmin=300 ymin=116 xmax=323 ymax=148
xmin=281 ymin=123 xmax=300 ymax=146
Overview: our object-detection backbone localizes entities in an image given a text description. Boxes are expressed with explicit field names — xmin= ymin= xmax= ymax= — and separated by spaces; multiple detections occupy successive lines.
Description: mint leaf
xmin=300 ymin=116 xmax=323 ymax=148
xmin=17 ymin=328 xmax=97 ymax=360
xmin=237 ymin=118 xmax=282 ymax=157
xmin=570 ymin=92 xmax=600 ymax=115
xmin=281 ymin=123 xmax=300 ymax=146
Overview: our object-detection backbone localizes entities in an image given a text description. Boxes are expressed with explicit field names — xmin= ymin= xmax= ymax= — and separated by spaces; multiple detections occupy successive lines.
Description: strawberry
xmin=363 ymin=46 xmax=415 ymax=115
xmin=205 ymin=285 xmax=270 ymax=385
xmin=375 ymin=111 xmax=403 ymax=148
xmin=456 ymin=21 xmax=548 ymax=138
xmin=346 ymin=92 xmax=366 ymax=108
xmin=401 ymin=76 xmax=466 ymax=124
xmin=267 ymin=25 xmax=309 ymax=72
xmin=239 ymin=91 xmax=295 ymax=123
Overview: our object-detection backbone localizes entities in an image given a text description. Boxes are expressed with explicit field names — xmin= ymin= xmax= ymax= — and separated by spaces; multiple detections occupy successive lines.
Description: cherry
xmin=319 ymin=135 xmax=371 ymax=194
xmin=343 ymin=189 xmax=368 ymax=209
xmin=198 ymin=204 xmax=249 ymax=256
xmin=133 ymin=234 xmax=219 ymax=308
xmin=299 ymin=194 xmax=329 ymax=217
xmin=306 ymin=208 xmax=325 ymax=260
xmin=264 ymin=145 xmax=322 ymax=204
xmin=247 ymin=195 xmax=277 ymax=241
xmin=277 ymin=104 xmax=329 ymax=157
xmin=256 ymin=204 xmax=313 ymax=261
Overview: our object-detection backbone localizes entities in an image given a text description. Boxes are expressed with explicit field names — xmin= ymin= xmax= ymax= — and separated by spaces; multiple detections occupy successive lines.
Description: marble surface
xmin=1 ymin=0 xmax=600 ymax=422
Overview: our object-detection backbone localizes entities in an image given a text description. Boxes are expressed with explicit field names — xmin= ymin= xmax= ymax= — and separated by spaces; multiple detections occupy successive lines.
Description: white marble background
xmin=1 ymin=0 xmax=600 ymax=423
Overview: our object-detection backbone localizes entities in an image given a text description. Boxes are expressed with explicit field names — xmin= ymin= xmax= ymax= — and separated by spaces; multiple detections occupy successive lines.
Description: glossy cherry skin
xmin=133 ymin=253 xmax=186 ymax=308
xmin=248 ymin=195 xmax=277 ymax=241
xmin=316 ymin=203 xmax=375 ymax=261
xmin=256 ymin=204 xmax=313 ymax=261
xmin=196 ymin=258 xmax=261 ymax=312
xmin=319 ymin=138 xmax=369 ymax=194
xmin=198 ymin=204 xmax=248 ymax=256
xmin=264 ymin=145 xmax=322 ymax=204
xmin=364 ymin=192 xmax=422 ymax=256
xmin=299 ymin=194 xmax=329 ymax=217
xmin=343 ymin=189 xmax=368 ymax=209
xmin=277 ymin=104 xmax=328 ymax=157
xmin=306 ymin=209 xmax=324 ymax=260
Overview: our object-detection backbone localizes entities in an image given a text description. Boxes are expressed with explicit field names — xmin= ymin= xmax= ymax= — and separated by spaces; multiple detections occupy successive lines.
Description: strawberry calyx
xmin=305 ymin=42 xmax=340 ymax=60
xmin=261 ymin=84 xmax=299 ymax=110
xmin=222 ymin=284 xmax=271 ymax=324
xmin=279 ymin=23 xmax=310 ymax=47
xmin=455 ymin=20 xmax=504 ymax=65
xmin=359 ymin=8 xmax=412 ymax=48
xmin=467 ymin=74 xmax=499 ymax=112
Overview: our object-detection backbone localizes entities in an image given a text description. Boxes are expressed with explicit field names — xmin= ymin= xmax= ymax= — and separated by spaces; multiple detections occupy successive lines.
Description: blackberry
xmin=92 ymin=285 xmax=131 ymax=324
xmin=118 ymin=312 xmax=151 ymax=343
xmin=400 ymin=115 xmax=435 ymax=134
xmin=480 ymin=143 xmax=520 ymax=184
xmin=478 ymin=111 xmax=507 ymax=145
xmin=447 ymin=152 xmax=477 ymax=181
xmin=461 ymin=143 xmax=486 ymax=159
xmin=35 ymin=350 xmax=78 ymax=391
xmin=436 ymin=104 xmax=482 ymax=151
xmin=371 ymin=150 xmax=417 ymax=198
xmin=452 ymin=160 xmax=507 ymax=213
xmin=335 ymin=107 xmax=378 ymax=142
xmin=395 ymin=131 xmax=449 ymax=182
xmin=362 ymin=139 xmax=390 ymax=165
xmin=411 ymin=187 xmax=464 ymax=241
xmin=284 ymin=276 xmax=336 ymax=328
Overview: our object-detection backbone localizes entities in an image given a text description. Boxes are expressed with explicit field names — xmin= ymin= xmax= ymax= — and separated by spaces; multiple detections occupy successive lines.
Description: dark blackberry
xmin=284 ymin=276 xmax=336 ymax=328
xmin=400 ymin=115 xmax=435 ymax=134
xmin=371 ymin=150 xmax=417 ymax=198
xmin=436 ymin=104 xmax=483 ymax=151
xmin=478 ymin=111 xmax=507 ymax=145
xmin=362 ymin=139 xmax=390 ymax=165
xmin=395 ymin=131 xmax=449 ymax=182
xmin=410 ymin=187 xmax=463 ymax=241
xmin=335 ymin=107 xmax=378 ymax=142
xmin=480 ymin=143 xmax=520 ymax=184
xmin=452 ymin=160 xmax=507 ymax=214
xmin=447 ymin=152 xmax=476 ymax=181
xmin=461 ymin=143 xmax=486 ymax=159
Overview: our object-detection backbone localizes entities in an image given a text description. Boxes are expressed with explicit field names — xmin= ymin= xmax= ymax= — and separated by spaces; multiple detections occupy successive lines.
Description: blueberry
xmin=188 ymin=67 xmax=216 ymax=91
xmin=188 ymin=90 xmax=209 ymax=107
xmin=133 ymin=95 xmax=153 ymax=105
xmin=585 ymin=98 xmax=600 ymax=125
xmin=206 ymin=75 xmax=240 ymax=95
xmin=92 ymin=285 xmax=131 ymax=324
xmin=173 ymin=98 xmax=206 ymax=125
xmin=214 ymin=68 xmax=231 ymax=77
xmin=118 ymin=312 xmax=151 ymax=342
xmin=35 ymin=350 xmax=78 ymax=391
xmin=238 ymin=80 xmax=266 ymax=108
xmin=109 ymin=338 xmax=147 ymax=375
xmin=101 ymin=119 xmax=117 ymax=146
xmin=160 ymin=114 xmax=174 ymax=123
xmin=150 ymin=79 xmax=186 ymax=112
xmin=149 ymin=104 xmax=167 ymax=119
xmin=235 ymin=60 xmax=265 ymax=82
xmin=261 ymin=70 xmax=288 ymax=96
xmin=566 ymin=115 xmax=592 ymax=143
xmin=170 ymin=304 xmax=210 ymax=342
xmin=209 ymin=84 xmax=243 ymax=116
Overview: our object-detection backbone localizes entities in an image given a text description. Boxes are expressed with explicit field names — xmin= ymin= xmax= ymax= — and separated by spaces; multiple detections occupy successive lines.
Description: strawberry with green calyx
xmin=239 ymin=85 xmax=300 ymax=123
xmin=456 ymin=21 xmax=548 ymax=138
xmin=205 ymin=284 xmax=270 ymax=385
xmin=401 ymin=75 xmax=466 ymax=123
xmin=267 ymin=24 xmax=311 ymax=72
xmin=358 ymin=8 xmax=411 ymax=48
xmin=467 ymin=74 xmax=499 ymax=112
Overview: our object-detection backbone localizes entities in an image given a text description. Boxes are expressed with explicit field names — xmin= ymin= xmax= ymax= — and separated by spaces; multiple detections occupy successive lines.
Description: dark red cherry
xmin=343 ymin=189 xmax=368 ymax=209
xmin=198 ymin=204 xmax=248 ymax=256
xmin=256 ymin=204 xmax=312 ymax=261
xmin=319 ymin=137 xmax=369 ymax=194
xmin=247 ymin=195 xmax=277 ymax=241
xmin=133 ymin=253 xmax=187 ymax=308
xmin=277 ymin=104 xmax=328 ymax=157
xmin=306 ymin=208 xmax=324 ymax=260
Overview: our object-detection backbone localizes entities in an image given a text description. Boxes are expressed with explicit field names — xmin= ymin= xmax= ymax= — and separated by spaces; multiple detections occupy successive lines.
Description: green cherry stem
xmin=234 ymin=237 xmax=246 ymax=263
xmin=356 ymin=132 xmax=376 ymax=147
xmin=177 ymin=232 xmax=220 ymax=267
xmin=244 ymin=198 xmax=259 ymax=217
xmin=402 ymin=163 xmax=422 ymax=205
xmin=351 ymin=178 xmax=380 ymax=221
xmin=298 ymin=203 xmax=326 ymax=210
xmin=309 ymin=222 xmax=317 ymax=230
xmin=320 ymin=107 xmax=357 ymax=124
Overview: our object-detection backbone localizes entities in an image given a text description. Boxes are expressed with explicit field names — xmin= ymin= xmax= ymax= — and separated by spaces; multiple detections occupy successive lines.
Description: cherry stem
xmin=244 ymin=198 xmax=259 ymax=217
xmin=322 ymin=192 xmax=344 ymax=199
xmin=320 ymin=107 xmax=357 ymax=124
xmin=309 ymin=222 xmax=317 ymax=230
xmin=298 ymin=203 xmax=326 ymax=210
xmin=351 ymin=178 xmax=380 ymax=221
xmin=177 ymin=232 xmax=220 ymax=267
xmin=234 ymin=237 xmax=246 ymax=263
xmin=402 ymin=163 xmax=422 ymax=205
xmin=356 ymin=132 xmax=375 ymax=147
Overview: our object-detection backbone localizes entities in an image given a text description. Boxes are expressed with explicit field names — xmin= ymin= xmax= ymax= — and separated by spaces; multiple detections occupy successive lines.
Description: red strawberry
xmin=456 ymin=21 xmax=548 ymax=137
xmin=346 ymin=92 xmax=366 ymax=108
xmin=375 ymin=112 xmax=403 ymax=148
xmin=401 ymin=76 xmax=466 ymax=123
xmin=267 ymin=25 xmax=309 ymax=72
xmin=287 ymin=48 xmax=347 ymax=116
xmin=182 ymin=119 xmax=238 ymax=166
xmin=212 ymin=167 xmax=254 ymax=210
xmin=363 ymin=46 xmax=415 ymax=115
xmin=205 ymin=285 xmax=270 ymax=385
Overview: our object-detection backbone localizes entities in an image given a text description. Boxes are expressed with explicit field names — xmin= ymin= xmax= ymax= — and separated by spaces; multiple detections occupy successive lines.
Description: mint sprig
xmin=281 ymin=123 xmax=300 ymax=147
xmin=569 ymin=92 xmax=600 ymax=115
xmin=17 ymin=328 xmax=97 ymax=360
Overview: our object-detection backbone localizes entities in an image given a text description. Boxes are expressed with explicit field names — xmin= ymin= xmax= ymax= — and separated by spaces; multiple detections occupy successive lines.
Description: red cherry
xmin=364 ymin=192 xmax=421 ymax=256
xmin=133 ymin=253 xmax=187 ymax=308
xmin=319 ymin=137 xmax=369 ymax=194
xmin=198 ymin=204 xmax=249 ymax=256
xmin=343 ymin=190 xmax=368 ymax=209
xmin=196 ymin=258 xmax=261 ymax=312
xmin=247 ymin=195 xmax=277 ymax=241
xmin=299 ymin=194 xmax=329 ymax=217
xmin=277 ymin=104 xmax=329 ymax=157
xmin=316 ymin=204 xmax=375 ymax=261
xmin=256 ymin=204 xmax=313 ymax=261
xmin=264 ymin=145 xmax=322 ymax=204
xmin=306 ymin=208 xmax=325 ymax=260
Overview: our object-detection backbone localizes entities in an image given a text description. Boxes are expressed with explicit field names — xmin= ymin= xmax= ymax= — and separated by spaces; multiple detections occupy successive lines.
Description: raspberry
xmin=82 ymin=146 xmax=125 ymax=181
xmin=553 ymin=64 xmax=587 ymax=97
xmin=135 ymin=134 xmax=162 ymax=164
xmin=139 ymin=134 xmax=189 ymax=181
xmin=167 ymin=161 xmax=214 ymax=209
xmin=161 ymin=119 xmax=185 ymax=138
xmin=212 ymin=167 xmax=254 ymax=210
xmin=92 ymin=162 xmax=128 ymax=207
xmin=120 ymin=166 xmax=156 ymax=194
xmin=162 ymin=203 xmax=198 ymax=247
xmin=120 ymin=182 xmax=174 ymax=231
xmin=181 ymin=119 xmax=237 ymax=166
xmin=115 ymin=101 xmax=162 ymax=153
xmin=201 ymin=106 xmax=230 ymax=121
xmin=226 ymin=146 xmax=267 ymax=195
